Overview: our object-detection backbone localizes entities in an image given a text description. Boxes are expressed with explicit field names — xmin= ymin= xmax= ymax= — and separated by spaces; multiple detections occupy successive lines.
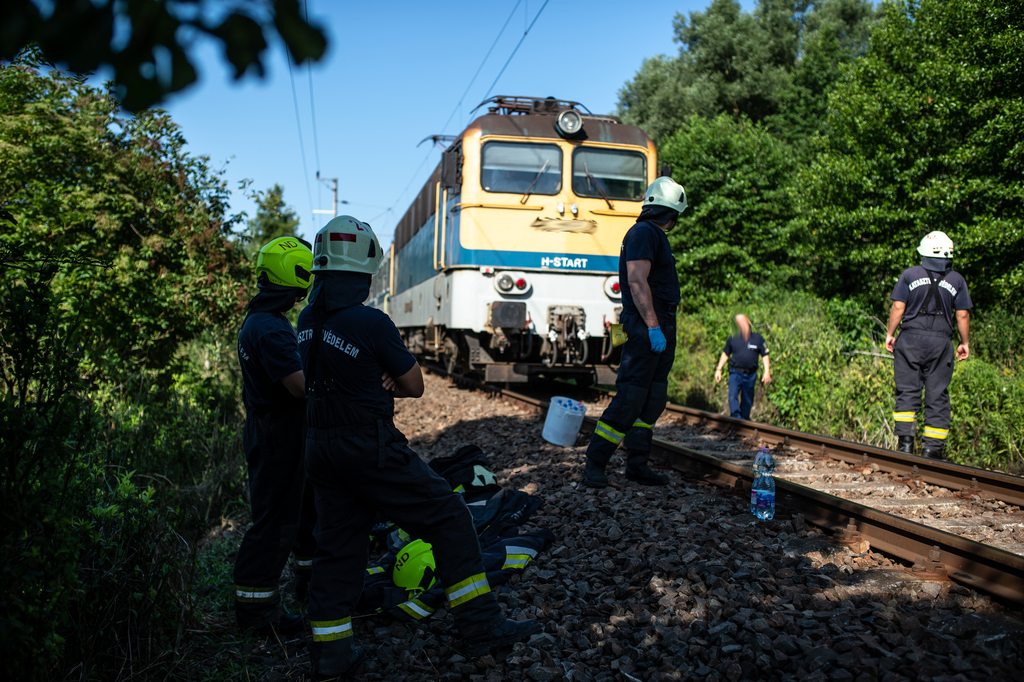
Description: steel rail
xmin=663 ymin=405 xmax=1024 ymax=508
xmin=426 ymin=370 xmax=1024 ymax=604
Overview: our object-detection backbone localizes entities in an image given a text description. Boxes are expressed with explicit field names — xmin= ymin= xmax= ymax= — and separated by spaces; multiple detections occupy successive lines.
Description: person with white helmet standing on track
xmin=584 ymin=177 xmax=687 ymax=488
xmin=886 ymin=231 xmax=973 ymax=460
xmin=297 ymin=216 xmax=539 ymax=679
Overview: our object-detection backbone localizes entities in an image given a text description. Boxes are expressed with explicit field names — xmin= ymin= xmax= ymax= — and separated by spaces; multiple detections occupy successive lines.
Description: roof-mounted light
xmin=555 ymin=109 xmax=583 ymax=137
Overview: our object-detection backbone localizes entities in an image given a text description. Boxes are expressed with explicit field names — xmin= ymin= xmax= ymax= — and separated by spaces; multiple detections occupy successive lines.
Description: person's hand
xmin=648 ymin=326 xmax=666 ymax=353
xmin=956 ymin=343 xmax=969 ymax=361
xmin=382 ymin=371 xmax=397 ymax=392
xmin=714 ymin=368 xmax=722 ymax=383
xmin=885 ymin=334 xmax=896 ymax=353
xmin=762 ymin=373 xmax=772 ymax=385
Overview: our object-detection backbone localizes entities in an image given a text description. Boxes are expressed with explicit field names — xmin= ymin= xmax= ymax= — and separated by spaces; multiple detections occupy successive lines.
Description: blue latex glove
xmin=648 ymin=326 xmax=667 ymax=353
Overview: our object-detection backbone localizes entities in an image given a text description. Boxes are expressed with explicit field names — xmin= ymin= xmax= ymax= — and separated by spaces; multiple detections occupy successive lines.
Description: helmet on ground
xmin=256 ymin=237 xmax=314 ymax=291
xmin=312 ymin=215 xmax=384 ymax=274
xmin=392 ymin=539 xmax=437 ymax=595
xmin=643 ymin=177 xmax=687 ymax=214
xmin=917 ymin=231 xmax=954 ymax=258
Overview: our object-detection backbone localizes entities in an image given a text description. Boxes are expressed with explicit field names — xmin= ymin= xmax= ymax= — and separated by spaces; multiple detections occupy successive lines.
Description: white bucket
xmin=542 ymin=396 xmax=588 ymax=447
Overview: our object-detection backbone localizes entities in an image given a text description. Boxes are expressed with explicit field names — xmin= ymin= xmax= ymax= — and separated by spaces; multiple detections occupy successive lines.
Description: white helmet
xmin=643 ymin=177 xmax=688 ymax=214
xmin=312 ymin=215 xmax=384 ymax=274
xmin=917 ymin=231 xmax=954 ymax=258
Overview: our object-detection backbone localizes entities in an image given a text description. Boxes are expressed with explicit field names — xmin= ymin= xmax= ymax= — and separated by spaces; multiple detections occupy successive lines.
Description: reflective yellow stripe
xmin=366 ymin=566 xmax=385 ymax=575
xmin=235 ymin=586 xmax=277 ymax=602
xmin=595 ymin=420 xmax=625 ymax=444
xmin=453 ymin=484 xmax=465 ymax=493
xmin=893 ymin=412 xmax=916 ymax=422
xmin=502 ymin=554 xmax=533 ymax=569
xmin=632 ymin=420 xmax=653 ymax=429
xmin=397 ymin=599 xmax=434 ymax=620
xmin=923 ymin=427 xmax=949 ymax=439
xmin=445 ymin=573 xmax=491 ymax=608
xmin=311 ymin=617 xmax=352 ymax=641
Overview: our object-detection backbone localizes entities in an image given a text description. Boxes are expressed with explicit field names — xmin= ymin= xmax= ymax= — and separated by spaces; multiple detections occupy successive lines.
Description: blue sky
xmin=149 ymin=0 xmax=754 ymax=249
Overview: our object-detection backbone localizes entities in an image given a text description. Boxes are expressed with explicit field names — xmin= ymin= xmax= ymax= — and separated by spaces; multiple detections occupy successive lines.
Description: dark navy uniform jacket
xmin=891 ymin=266 xmax=972 ymax=331
xmin=238 ymin=312 xmax=304 ymax=415
xmin=619 ymin=220 xmax=680 ymax=318
xmin=297 ymin=304 xmax=417 ymax=420
xmin=724 ymin=333 xmax=769 ymax=371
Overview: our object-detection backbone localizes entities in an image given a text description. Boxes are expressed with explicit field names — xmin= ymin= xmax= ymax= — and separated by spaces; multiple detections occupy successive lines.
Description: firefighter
xmin=297 ymin=216 xmax=539 ymax=679
xmin=235 ymin=237 xmax=318 ymax=635
xmin=885 ymin=231 xmax=972 ymax=460
xmin=584 ymin=177 xmax=687 ymax=488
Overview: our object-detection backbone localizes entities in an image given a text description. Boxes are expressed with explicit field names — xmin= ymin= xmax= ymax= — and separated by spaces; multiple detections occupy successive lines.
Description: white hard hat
xmin=312 ymin=215 xmax=384 ymax=275
xmin=643 ymin=177 xmax=687 ymax=214
xmin=917 ymin=231 xmax=954 ymax=258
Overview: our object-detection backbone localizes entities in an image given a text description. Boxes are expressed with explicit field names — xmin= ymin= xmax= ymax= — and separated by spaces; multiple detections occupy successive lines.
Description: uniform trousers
xmin=586 ymin=309 xmax=676 ymax=470
xmin=304 ymin=419 xmax=502 ymax=674
xmin=728 ymin=369 xmax=758 ymax=420
xmin=893 ymin=315 xmax=954 ymax=449
xmin=234 ymin=402 xmax=318 ymax=627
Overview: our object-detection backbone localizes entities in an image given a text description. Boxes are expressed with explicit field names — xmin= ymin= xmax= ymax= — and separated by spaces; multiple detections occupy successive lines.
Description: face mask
xmin=921 ymin=256 xmax=952 ymax=273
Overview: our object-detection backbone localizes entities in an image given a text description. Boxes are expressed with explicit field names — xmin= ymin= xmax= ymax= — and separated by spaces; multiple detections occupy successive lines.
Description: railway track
xmin=426 ymin=365 xmax=1024 ymax=605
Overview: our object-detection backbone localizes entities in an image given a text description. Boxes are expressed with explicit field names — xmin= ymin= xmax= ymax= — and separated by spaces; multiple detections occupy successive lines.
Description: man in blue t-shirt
xmin=714 ymin=314 xmax=771 ymax=420
xmin=583 ymin=177 xmax=688 ymax=489
xmin=235 ymin=237 xmax=317 ymax=637
xmin=885 ymin=231 xmax=972 ymax=460
xmin=298 ymin=216 xmax=538 ymax=679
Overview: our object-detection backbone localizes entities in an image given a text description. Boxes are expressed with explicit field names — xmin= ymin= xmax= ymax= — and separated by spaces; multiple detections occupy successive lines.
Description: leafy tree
xmin=618 ymin=0 xmax=878 ymax=145
xmin=0 ymin=0 xmax=326 ymax=111
xmin=243 ymin=183 xmax=301 ymax=258
xmin=799 ymin=0 xmax=1024 ymax=309
xmin=0 ymin=52 xmax=250 ymax=388
xmin=662 ymin=114 xmax=803 ymax=307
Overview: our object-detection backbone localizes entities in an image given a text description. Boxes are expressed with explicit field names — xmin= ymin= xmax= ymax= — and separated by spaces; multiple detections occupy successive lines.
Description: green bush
xmin=669 ymin=287 xmax=1024 ymax=471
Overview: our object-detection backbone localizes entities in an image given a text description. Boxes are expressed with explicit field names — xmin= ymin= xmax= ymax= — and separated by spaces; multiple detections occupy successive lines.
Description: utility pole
xmin=315 ymin=172 xmax=339 ymax=218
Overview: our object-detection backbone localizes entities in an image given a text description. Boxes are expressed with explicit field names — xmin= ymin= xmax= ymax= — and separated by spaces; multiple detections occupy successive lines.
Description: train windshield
xmin=481 ymin=142 xmax=562 ymax=195
xmin=572 ymin=148 xmax=646 ymax=201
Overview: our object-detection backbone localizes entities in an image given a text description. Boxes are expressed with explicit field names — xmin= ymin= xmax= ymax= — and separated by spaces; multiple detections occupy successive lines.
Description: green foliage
xmin=242 ymin=184 xmax=302 ymax=260
xmin=618 ymin=0 xmax=879 ymax=145
xmin=660 ymin=114 xmax=803 ymax=306
xmin=799 ymin=0 xmax=1024 ymax=309
xmin=1 ymin=59 xmax=249 ymax=679
xmin=669 ymin=289 xmax=1023 ymax=471
xmin=0 ymin=2 xmax=327 ymax=111
xmin=0 ymin=56 xmax=251 ymax=389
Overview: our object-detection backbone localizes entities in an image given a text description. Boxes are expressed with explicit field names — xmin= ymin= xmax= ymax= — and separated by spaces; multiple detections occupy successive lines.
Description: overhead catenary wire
xmin=286 ymin=57 xmax=316 ymax=223
xmin=482 ymin=0 xmax=551 ymax=101
xmin=439 ymin=0 xmax=522 ymax=135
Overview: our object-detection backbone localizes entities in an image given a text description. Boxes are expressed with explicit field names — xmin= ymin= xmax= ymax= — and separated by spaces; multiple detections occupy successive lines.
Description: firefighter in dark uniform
xmin=714 ymin=314 xmax=772 ymax=420
xmin=297 ymin=216 xmax=539 ymax=679
xmin=235 ymin=237 xmax=318 ymax=635
xmin=584 ymin=177 xmax=687 ymax=488
xmin=885 ymin=231 xmax=972 ymax=460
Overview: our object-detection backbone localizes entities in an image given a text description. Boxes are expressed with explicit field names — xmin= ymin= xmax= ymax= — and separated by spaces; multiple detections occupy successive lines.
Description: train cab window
xmin=571 ymin=148 xmax=646 ymax=201
xmin=481 ymin=142 xmax=562 ymax=195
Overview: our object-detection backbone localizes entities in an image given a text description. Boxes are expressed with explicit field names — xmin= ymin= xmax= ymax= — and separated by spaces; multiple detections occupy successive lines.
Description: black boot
xmin=583 ymin=461 xmax=608 ymax=488
xmin=246 ymin=610 xmax=306 ymax=638
xmin=311 ymin=640 xmax=366 ymax=680
xmin=294 ymin=573 xmax=310 ymax=602
xmin=463 ymin=617 xmax=541 ymax=658
xmin=921 ymin=446 xmax=946 ymax=461
xmin=625 ymin=451 xmax=669 ymax=486
xmin=896 ymin=436 xmax=914 ymax=454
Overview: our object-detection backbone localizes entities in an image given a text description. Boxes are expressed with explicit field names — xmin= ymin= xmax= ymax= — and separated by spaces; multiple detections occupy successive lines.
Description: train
xmin=369 ymin=96 xmax=667 ymax=384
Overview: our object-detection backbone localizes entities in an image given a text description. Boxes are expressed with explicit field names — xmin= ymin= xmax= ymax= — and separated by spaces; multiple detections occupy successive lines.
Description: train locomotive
xmin=369 ymin=96 xmax=667 ymax=384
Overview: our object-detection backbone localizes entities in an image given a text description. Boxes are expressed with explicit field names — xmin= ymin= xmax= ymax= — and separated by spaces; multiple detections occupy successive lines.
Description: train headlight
xmin=497 ymin=274 xmax=515 ymax=292
xmin=555 ymin=110 xmax=583 ymax=137
xmin=604 ymin=276 xmax=621 ymax=300
xmin=516 ymin=278 xmax=527 ymax=290
xmin=493 ymin=271 xmax=532 ymax=295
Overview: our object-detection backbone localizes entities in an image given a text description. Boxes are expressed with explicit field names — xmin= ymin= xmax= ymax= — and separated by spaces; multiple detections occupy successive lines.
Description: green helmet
xmin=392 ymin=539 xmax=437 ymax=595
xmin=312 ymin=215 xmax=384 ymax=275
xmin=643 ymin=176 xmax=688 ymax=214
xmin=256 ymin=237 xmax=314 ymax=292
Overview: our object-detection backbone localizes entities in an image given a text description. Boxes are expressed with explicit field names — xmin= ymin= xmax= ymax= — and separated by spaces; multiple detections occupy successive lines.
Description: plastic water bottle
xmin=751 ymin=446 xmax=776 ymax=520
